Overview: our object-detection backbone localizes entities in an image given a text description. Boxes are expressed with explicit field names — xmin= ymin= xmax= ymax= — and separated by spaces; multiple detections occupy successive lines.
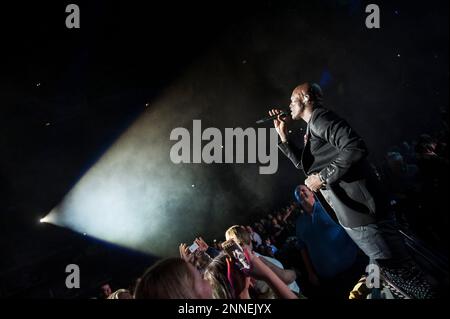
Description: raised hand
xmin=269 ymin=109 xmax=288 ymax=142
xmin=179 ymin=243 xmax=194 ymax=264
xmin=246 ymin=249 xmax=297 ymax=299
xmin=194 ymin=237 xmax=209 ymax=252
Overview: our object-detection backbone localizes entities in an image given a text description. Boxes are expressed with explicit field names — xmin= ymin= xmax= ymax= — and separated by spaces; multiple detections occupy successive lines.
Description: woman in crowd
xmin=134 ymin=258 xmax=213 ymax=299
xmin=204 ymin=250 xmax=298 ymax=299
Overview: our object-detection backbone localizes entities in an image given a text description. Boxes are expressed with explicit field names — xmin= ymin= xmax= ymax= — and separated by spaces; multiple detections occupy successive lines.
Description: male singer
xmin=270 ymin=83 xmax=433 ymax=299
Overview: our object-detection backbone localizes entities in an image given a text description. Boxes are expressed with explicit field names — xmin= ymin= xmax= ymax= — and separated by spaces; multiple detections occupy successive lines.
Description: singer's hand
xmin=305 ymin=174 xmax=324 ymax=193
xmin=269 ymin=109 xmax=288 ymax=142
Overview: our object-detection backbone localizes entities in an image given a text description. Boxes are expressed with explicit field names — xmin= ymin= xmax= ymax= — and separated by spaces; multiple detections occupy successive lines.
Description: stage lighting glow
xmin=39 ymin=216 xmax=50 ymax=223
xmin=45 ymin=54 xmax=279 ymax=257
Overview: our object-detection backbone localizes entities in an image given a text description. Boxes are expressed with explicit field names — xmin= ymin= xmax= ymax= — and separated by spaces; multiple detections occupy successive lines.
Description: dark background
xmin=0 ymin=0 xmax=448 ymax=297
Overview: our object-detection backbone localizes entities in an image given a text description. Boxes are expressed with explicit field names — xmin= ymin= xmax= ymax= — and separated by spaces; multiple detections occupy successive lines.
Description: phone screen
xmin=222 ymin=239 xmax=251 ymax=273
xmin=189 ymin=242 xmax=199 ymax=253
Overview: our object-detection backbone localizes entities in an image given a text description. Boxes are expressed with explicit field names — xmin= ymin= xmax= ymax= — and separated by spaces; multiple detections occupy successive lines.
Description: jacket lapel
xmin=301 ymin=114 xmax=314 ymax=174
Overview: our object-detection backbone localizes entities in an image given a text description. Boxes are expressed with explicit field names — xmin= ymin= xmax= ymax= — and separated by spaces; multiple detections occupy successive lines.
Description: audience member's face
xmin=187 ymin=263 xmax=213 ymax=299
xmin=101 ymin=284 xmax=112 ymax=297
xmin=299 ymin=185 xmax=315 ymax=208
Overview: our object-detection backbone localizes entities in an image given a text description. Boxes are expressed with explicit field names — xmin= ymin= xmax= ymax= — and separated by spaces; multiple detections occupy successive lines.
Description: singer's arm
xmin=278 ymin=138 xmax=303 ymax=170
xmin=270 ymin=109 xmax=303 ymax=169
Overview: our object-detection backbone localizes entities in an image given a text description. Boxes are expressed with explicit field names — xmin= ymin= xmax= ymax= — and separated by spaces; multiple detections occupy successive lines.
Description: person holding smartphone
xmin=204 ymin=241 xmax=298 ymax=299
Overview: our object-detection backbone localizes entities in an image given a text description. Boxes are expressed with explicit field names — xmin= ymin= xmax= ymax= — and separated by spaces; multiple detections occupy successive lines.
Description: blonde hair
xmin=203 ymin=254 xmax=235 ymax=299
xmin=107 ymin=289 xmax=132 ymax=299
xmin=134 ymin=258 xmax=198 ymax=299
xmin=225 ymin=225 xmax=251 ymax=247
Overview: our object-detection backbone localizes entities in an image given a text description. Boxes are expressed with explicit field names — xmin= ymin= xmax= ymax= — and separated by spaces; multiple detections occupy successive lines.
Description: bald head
xmin=289 ymin=83 xmax=323 ymax=121
xmin=293 ymin=83 xmax=311 ymax=97
xmin=293 ymin=83 xmax=323 ymax=105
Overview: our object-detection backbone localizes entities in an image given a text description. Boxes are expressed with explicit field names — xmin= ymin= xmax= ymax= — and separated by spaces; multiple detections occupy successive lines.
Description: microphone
xmin=256 ymin=109 xmax=290 ymax=124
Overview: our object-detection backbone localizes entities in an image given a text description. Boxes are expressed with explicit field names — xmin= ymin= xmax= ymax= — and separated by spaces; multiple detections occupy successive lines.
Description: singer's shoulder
xmin=311 ymin=107 xmax=341 ymax=124
xmin=310 ymin=107 xmax=348 ymax=134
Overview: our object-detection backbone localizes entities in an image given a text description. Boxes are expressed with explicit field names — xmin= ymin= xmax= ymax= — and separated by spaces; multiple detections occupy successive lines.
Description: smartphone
xmin=222 ymin=239 xmax=251 ymax=274
xmin=189 ymin=242 xmax=199 ymax=253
